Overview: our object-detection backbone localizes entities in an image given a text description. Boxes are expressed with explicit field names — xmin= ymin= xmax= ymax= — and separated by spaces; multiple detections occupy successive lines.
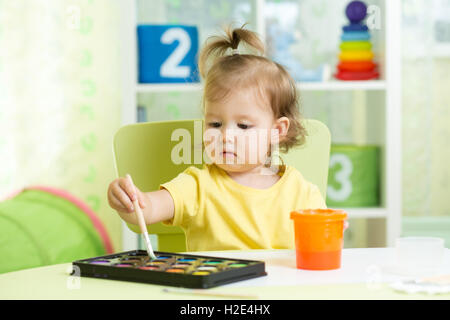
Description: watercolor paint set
xmin=72 ymin=250 xmax=267 ymax=288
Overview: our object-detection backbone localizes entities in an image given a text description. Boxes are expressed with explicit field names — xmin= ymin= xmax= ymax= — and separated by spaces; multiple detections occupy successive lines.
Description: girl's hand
xmin=344 ymin=221 xmax=349 ymax=232
xmin=107 ymin=177 xmax=147 ymax=214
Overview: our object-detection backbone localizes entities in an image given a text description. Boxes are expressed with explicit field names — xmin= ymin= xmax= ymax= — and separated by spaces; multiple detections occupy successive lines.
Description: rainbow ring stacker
xmin=335 ymin=0 xmax=379 ymax=81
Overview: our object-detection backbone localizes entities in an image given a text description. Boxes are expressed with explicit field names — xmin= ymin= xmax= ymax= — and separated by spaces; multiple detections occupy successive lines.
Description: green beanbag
xmin=0 ymin=186 xmax=114 ymax=274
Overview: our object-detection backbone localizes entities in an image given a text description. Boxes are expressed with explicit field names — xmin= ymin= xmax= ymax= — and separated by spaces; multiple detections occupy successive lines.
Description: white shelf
xmin=299 ymin=80 xmax=386 ymax=91
xmin=340 ymin=207 xmax=388 ymax=219
xmin=122 ymin=0 xmax=402 ymax=248
xmin=137 ymin=83 xmax=202 ymax=92
xmin=136 ymin=80 xmax=386 ymax=93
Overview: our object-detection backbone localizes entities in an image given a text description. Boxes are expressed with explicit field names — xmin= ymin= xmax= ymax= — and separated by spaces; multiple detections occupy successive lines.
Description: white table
xmin=1 ymin=248 xmax=449 ymax=300
xmin=195 ymin=248 xmax=450 ymax=287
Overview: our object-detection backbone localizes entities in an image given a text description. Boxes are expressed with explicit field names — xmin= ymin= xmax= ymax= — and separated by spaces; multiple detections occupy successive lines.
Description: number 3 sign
xmin=326 ymin=145 xmax=380 ymax=207
xmin=137 ymin=25 xmax=199 ymax=83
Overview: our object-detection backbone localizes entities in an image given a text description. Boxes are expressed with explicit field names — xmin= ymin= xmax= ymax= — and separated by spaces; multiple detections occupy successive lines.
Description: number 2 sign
xmin=137 ymin=25 xmax=199 ymax=83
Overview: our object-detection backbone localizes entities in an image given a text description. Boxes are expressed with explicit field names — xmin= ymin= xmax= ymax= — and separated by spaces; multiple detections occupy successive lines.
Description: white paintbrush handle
xmin=126 ymin=174 xmax=156 ymax=260
xmin=135 ymin=201 xmax=156 ymax=259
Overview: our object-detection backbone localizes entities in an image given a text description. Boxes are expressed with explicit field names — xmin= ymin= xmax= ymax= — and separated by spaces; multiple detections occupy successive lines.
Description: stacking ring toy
xmin=334 ymin=1 xmax=378 ymax=81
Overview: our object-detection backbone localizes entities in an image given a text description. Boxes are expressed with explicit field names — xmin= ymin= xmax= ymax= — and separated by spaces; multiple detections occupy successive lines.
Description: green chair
xmin=113 ymin=119 xmax=330 ymax=252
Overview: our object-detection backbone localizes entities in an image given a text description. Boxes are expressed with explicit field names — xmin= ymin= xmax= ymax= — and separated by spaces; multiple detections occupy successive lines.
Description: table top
xmin=1 ymin=248 xmax=449 ymax=300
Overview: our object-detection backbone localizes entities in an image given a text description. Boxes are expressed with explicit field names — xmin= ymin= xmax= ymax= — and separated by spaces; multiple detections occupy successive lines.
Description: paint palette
xmin=72 ymin=250 xmax=267 ymax=289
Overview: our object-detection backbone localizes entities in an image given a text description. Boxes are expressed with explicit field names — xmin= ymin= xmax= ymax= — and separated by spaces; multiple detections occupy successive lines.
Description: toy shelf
xmin=120 ymin=0 xmax=402 ymax=249
xmin=136 ymin=80 xmax=387 ymax=93
xmin=341 ymin=207 xmax=388 ymax=219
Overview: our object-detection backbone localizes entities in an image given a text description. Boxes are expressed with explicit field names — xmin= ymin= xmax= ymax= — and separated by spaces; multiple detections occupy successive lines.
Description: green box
xmin=326 ymin=145 xmax=380 ymax=207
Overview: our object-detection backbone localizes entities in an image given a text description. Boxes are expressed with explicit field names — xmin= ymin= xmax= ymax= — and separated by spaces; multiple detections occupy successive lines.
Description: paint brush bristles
xmin=126 ymin=174 xmax=156 ymax=260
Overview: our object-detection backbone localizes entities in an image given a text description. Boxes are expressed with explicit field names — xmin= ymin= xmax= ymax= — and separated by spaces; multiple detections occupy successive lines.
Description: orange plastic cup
xmin=290 ymin=209 xmax=347 ymax=270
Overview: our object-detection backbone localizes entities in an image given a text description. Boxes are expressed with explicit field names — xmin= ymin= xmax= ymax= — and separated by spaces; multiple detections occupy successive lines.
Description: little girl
xmin=108 ymin=25 xmax=330 ymax=251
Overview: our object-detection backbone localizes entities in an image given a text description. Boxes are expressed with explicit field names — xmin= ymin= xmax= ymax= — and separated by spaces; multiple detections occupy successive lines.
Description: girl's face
xmin=204 ymin=88 xmax=287 ymax=173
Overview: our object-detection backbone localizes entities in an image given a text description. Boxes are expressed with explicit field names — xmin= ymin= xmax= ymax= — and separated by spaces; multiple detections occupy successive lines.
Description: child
xmin=108 ymin=25 xmax=336 ymax=251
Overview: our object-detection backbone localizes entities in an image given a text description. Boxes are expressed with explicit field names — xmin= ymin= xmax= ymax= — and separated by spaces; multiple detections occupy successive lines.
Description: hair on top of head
xmin=198 ymin=23 xmax=265 ymax=78
xmin=198 ymin=23 xmax=307 ymax=153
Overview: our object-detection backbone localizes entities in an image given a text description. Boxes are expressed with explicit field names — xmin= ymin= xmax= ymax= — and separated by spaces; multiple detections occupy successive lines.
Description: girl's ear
xmin=271 ymin=116 xmax=290 ymax=144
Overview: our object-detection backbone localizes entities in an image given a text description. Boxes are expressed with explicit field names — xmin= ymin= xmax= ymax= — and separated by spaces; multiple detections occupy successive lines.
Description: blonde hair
xmin=198 ymin=24 xmax=307 ymax=153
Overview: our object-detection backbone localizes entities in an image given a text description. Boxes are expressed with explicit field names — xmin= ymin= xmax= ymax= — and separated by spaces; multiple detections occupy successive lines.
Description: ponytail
xmin=198 ymin=24 xmax=265 ymax=79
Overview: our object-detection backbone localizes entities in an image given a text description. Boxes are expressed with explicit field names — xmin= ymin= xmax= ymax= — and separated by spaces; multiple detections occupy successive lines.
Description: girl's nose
xmin=221 ymin=126 xmax=235 ymax=144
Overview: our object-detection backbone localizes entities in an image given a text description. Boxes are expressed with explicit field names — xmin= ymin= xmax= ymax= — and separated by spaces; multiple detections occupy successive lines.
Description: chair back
xmin=113 ymin=119 xmax=330 ymax=251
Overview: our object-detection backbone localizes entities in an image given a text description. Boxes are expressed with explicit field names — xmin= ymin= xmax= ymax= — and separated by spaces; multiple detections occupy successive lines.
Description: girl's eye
xmin=208 ymin=122 xmax=221 ymax=128
xmin=237 ymin=123 xmax=251 ymax=129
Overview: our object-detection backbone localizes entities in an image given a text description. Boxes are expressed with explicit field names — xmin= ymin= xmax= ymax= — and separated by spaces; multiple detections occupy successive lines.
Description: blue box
xmin=137 ymin=25 xmax=199 ymax=83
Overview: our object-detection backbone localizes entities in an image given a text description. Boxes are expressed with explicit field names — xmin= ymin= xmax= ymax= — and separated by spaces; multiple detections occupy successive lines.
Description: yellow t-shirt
xmin=160 ymin=163 xmax=326 ymax=251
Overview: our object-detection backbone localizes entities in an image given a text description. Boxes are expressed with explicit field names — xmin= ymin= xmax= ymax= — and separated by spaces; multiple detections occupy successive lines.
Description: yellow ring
xmin=340 ymin=41 xmax=372 ymax=51
xmin=339 ymin=51 xmax=374 ymax=61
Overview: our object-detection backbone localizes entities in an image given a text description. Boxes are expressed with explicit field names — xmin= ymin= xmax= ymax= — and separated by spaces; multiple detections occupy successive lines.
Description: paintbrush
xmin=126 ymin=174 xmax=157 ymax=260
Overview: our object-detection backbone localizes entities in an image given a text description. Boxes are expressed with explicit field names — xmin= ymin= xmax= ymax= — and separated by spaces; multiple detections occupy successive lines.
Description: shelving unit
xmin=119 ymin=0 xmax=402 ymax=250
xmin=136 ymin=80 xmax=386 ymax=93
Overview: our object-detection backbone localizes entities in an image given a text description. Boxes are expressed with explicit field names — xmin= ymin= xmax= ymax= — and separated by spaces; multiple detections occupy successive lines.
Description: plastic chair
xmin=113 ymin=119 xmax=330 ymax=252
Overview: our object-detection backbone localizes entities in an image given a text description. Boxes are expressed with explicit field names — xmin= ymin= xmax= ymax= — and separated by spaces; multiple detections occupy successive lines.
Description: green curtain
xmin=402 ymin=0 xmax=450 ymax=218
xmin=0 ymin=0 xmax=123 ymax=250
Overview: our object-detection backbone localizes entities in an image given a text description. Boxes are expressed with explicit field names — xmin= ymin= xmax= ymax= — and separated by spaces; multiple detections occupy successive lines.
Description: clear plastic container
xmin=395 ymin=237 xmax=445 ymax=274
